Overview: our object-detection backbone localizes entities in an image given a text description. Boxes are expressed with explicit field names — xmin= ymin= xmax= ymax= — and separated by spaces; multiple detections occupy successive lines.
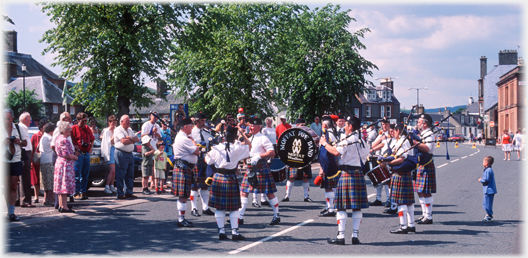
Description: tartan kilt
xmin=240 ymin=159 xmax=277 ymax=194
xmin=334 ymin=169 xmax=369 ymax=210
xmin=414 ymin=160 xmax=437 ymax=193
xmin=390 ymin=172 xmax=415 ymax=205
xmin=320 ymin=155 xmax=340 ymax=189
xmin=191 ymin=156 xmax=208 ymax=188
xmin=288 ymin=166 xmax=313 ymax=180
xmin=209 ymin=173 xmax=241 ymax=211
xmin=173 ymin=166 xmax=193 ymax=198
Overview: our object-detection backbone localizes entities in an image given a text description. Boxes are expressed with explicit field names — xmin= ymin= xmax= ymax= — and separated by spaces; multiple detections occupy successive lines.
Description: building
xmin=355 ymin=78 xmax=401 ymax=125
xmin=497 ymin=65 xmax=524 ymax=135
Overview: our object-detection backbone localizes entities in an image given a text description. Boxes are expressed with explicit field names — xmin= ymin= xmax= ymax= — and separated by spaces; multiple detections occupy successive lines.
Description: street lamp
xmin=408 ymin=87 xmax=427 ymax=112
xmin=21 ymin=64 xmax=26 ymax=112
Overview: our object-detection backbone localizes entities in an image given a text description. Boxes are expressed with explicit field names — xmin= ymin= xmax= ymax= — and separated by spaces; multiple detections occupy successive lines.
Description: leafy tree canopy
xmin=5 ymin=89 xmax=44 ymax=121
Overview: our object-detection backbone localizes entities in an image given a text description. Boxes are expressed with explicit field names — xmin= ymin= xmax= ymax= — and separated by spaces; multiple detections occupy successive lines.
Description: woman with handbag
xmin=39 ymin=123 xmax=56 ymax=206
xmin=30 ymin=121 xmax=46 ymax=204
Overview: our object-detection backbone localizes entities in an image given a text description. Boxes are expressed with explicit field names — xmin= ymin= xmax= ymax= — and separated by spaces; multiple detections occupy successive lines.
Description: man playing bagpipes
xmin=317 ymin=116 xmax=340 ymax=217
xmin=368 ymin=118 xmax=393 ymax=208
xmin=413 ymin=114 xmax=436 ymax=225
xmin=320 ymin=116 xmax=369 ymax=245
xmin=204 ymin=125 xmax=251 ymax=240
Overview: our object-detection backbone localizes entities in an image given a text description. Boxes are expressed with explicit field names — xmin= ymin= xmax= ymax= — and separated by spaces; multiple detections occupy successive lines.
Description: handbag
xmin=247 ymin=171 xmax=258 ymax=187
xmin=32 ymin=136 xmax=43 ymax=164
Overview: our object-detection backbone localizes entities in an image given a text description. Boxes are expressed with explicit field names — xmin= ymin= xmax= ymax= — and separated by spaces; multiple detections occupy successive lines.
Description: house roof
xmin=483 ymin=64 xmax=517 ymax=112
xmin=464 ymin=101 xmax=479 ymax=115
xmin=130 ymin=92 xmax=185 ymax=115
xmin=5 ymin=51 xmax=60 ymax=81
xmin=357 ymin=92 xmax=400 ymax=105
xmin=7 ymin=76 xmax=73 ymax=104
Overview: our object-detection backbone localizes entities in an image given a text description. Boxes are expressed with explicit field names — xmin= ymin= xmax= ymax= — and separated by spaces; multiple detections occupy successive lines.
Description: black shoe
xmin=406 ymin=226 xmax=416 ymax=233
xmin=416 ymin=218 xmax=433 ymax=224
xmin=8 ymin=214 xmax=20 ymax=222
xmin=352 ymin=237 xmax=361 ymax=245
xmin=414 ymin=216 xmax=425 ymax=222
xmin=369 ymin=199 xmax=383 ymax=206
xmin=219 ymin=233 xmax=228 ymax=240
xmin=252 ymin=202 xmax=261 ymax=208
xmin=55 ymin=204 xmax=73 ymax=209
xmin=304 ymin=197 xmax=313 ymax=202
xmin=319 ymin=210 xmax=337 ymax=217
xmin=177 ymin=219 xmax=195 ymax=227
xmin=117 ymin=195 xmax=126 ymax=200
xmin=124 ymin=194 xmax=138 ymax=199
xmin=282 ymin=197 xmax=290 ymax=202
xmin=232 ymin=234 xmax=246 ymax=241
xmin=382 ymin=208 xmax=397 ymax=214
xmin=81 ymin=193 xmax=88 ymax=200
xmin=269 ymin=216 xmax=280 ymax=225
xmin=320 ymin=208 xmax=329 ymax=214
xmin=390 ymin=227 xmax=408 ymax=234
xmin=261 ymin=200 xmax=270 ymax=206
xmin=327 ymin=238 xmax=345 ymax=245
xmin=203 ymin=208 xmax=214 ymax=215
xmin=142 ymin=189 xmax=151 ymax=195
xmin=58 ymin=207 xmax=75 ymax=213
xmin=191 ymin=208 xmax=201 ymax=217
xmin=384 ymin=201 xmax=391 ymax=207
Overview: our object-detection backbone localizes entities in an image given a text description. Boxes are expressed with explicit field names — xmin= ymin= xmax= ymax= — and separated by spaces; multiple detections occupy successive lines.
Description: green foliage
xmin=453 ymin=107 xmax=465 ymax=114
xmin=39 ymin=3 xmax=191 ymax=118
xmin=5 ymin=89 xmax=44 ymax=121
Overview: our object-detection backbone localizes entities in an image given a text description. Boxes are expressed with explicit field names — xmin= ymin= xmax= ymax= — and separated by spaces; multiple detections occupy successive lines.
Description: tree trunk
xmin=117 ymin=95 xmax=131 ymax=119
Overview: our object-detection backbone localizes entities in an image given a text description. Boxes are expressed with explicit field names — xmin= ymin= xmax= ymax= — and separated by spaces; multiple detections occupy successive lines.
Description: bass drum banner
xmin=277 ymin=126 xmax=319 ymax=169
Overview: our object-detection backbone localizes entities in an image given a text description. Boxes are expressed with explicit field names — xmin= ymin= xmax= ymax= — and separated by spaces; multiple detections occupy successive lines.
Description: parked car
xmin=435 ymin=133 xmax=446 ymax=141
xmin=449 ymin=134 xmax=466 ymax=142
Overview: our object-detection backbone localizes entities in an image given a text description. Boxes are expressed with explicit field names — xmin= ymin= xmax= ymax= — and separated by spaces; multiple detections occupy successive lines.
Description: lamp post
xmin=21 ymin=64 xmax=26 ymax=112
xmin=408 ymin=87 xmax=427 ymax=112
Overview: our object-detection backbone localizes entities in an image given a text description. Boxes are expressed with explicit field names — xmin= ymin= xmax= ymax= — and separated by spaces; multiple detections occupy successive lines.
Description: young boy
xmin=154 ymin=142 xmax=168 ymax=194
xmin=141 ymin=136 xmax=155 ymax=195
xmin=479 ymin=156 xmax=497 ymax=222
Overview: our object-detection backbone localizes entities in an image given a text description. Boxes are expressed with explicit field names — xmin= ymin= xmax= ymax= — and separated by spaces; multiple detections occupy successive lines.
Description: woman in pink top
xmin=53 ymin=122 xmax=78 ymax=213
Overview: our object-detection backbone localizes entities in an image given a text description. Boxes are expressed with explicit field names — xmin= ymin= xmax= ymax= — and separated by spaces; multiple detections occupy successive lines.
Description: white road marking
xmin=450 ymin=159 xmax=460 ymax=163
xmin=228 ymin=219 xmax=315 ymax=254
xmin=461 ymin=156 xmax=468 ymax=159
xmin=368 ymin=193 xmax=376 ymax=199
xmin=437 ymin=163 xmax=447 ymax=168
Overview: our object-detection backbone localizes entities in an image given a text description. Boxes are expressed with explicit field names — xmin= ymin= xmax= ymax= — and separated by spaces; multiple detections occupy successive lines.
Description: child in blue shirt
xmin=479 ymin=156 xmax=497 ymax=222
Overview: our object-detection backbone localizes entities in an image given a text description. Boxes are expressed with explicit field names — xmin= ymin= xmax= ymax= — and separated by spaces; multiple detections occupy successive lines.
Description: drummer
xmin=282 ymin=118 xmax=313 ymax=203
xmin=238 ymin=117 xmax=281 ymax=225
xmin=318 ymin=116 xmax=340 ymax=217
xmin=205 ymin=125 xmax=251 ymax=240
xmin=379 ymin=123 xmax=416 ymax=234
xmin=320 ymin=116 xmax=369 ymax=245
xmin=369 ymin=118 xmax=394 ymax=210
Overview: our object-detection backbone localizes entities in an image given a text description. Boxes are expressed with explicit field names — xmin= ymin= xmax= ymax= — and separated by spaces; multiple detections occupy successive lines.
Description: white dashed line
xmin=461 ymin=156 xmax=468 ymax=159
xmin=450 ymin=159 xmax=460 ymax=163
xmin=228 ymin=219 xmax=315 ymax=254
xmin=437 ymin=163 xmax=447 ymax=168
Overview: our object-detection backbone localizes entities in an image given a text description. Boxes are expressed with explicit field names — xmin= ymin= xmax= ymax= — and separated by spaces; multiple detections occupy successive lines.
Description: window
xmin=380 ymin=105 xmax=385 ymax=117
xmin=470 ymin=116 xmax=473 ymax=124
xmin=387 ymin=106 xmax=391 ymax=118
xmin=366 ymin=105 xmax=371 ymax=118
xmin=53 ymin=105 xmax=58 ymax=114
xmin=69 ymin=106 xmax=75 ymax=115
xmin=354 ymin=108 xmax=360 ymax=118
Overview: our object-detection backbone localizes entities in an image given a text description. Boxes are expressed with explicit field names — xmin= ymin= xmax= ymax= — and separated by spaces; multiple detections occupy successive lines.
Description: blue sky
xmin=1 ymin=1 xmax=524 ymax=111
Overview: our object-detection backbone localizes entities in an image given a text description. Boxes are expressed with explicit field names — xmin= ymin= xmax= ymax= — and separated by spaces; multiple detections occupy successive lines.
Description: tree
xmin=167 ymin=3 xmax=304 ymax=120
xmin=5 ymin=90 xmax=44 ymax=121
xmin=274 ymin=4 xmax=377 ymax=121
xmin=40 ymin=3 xmax=192 ymax=118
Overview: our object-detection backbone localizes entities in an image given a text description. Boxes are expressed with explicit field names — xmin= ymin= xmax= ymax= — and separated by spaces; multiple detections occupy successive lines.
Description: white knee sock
xmin=419 ymin=197 xmax=426 ymax=217
xmin=324 ymin=191 xmax=335 ymax=212
xmin=285 ymin=181 xmax=293 ymax=197
xmin=269 ymin=196 xmax=279 ymax=216
xmin=424 ymin=196 xmax=434 ymax=219
xmin=398 ymin=205 xmax=408 ymax=229
xmin=252 ymin=193 xmax=258 ymax=204
xmin=384 ymin=185 xmax=390 ymax=202
xmin=239 ymin=197 xmax=249 ymax=219
xmin=215 ymin=210 xmax=226 ymax=234
xmin=260 ymin=193 xmax=267 ymax=202
xmin=190 ymin=190 xmax=199 ymax=210
xmin=352 ymin=210 xmax=362 ymax=238
xmin=229 ymin=210 xmax=240 ymax=234
xmin=407 ymin=205 xmax=415 ymax=227
xmin=336 ymin=211 xmax=347 ymax=239
xmin=376 ymin=185 xmax=383 ymax=201
xmin=200 ymin=189 xmax=209 ymax=210
xmin=302 ymin=182 xmax=309 ymax=198
xmin=177 ymin=201 xmax=187 ymax=222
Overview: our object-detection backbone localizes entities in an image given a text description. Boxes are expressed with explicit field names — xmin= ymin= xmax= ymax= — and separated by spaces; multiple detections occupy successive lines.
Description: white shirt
xmin=374 ymin=130 xmax=393 ymax=155
xmin=249 ymin=132 xmax=274 ymax=157
xmin=392 ymin=136 xmax=411 ymax=159
xmin=336 ymin=133 xmax=368 ymax=166
xmin=3 ymin=123 xmax=21 ymax=163
xmin=100 ymin=127 xmax=114 ymax=162
xmin=173 ymin=131 xmax=198 ymax=164
xmin=18 ymin=123 xmax=31 ymax=152
xmin=205 ymin=142 xmax=250 ymax=169
xmin=420 ymin=128 xmax=435 ymax=154
xmin=335 ymin=126 xmax=346 ymax=140
xmin=191 ymin=126 xmax=212 ymax=147
xmin=39 ymin=133 xmax=54 ymax=164
xmin=114 ymin=126 xmax=136 ymax=153
xmin=262 ymin=126 xmax=276 ymax=144
xmin=141 ymin=121 xmax=161 ymax=148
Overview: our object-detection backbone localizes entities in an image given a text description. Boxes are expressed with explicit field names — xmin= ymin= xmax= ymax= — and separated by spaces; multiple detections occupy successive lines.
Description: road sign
xmin=490 ymin=121 xmax=495 ymax=127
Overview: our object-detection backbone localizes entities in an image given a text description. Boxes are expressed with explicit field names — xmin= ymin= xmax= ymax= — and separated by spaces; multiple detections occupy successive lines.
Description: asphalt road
xmin=5 ymin=142 xmax=523 ymax=255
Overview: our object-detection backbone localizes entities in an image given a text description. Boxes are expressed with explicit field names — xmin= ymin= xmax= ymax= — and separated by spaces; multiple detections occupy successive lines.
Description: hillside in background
xmin=401 ymin=105 xmax=467 ymax=114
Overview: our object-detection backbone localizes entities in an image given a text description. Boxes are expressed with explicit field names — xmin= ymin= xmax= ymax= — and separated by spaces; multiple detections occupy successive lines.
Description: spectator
xmin=479 ymin=156 xmax=497 ymax=222
xmin=54 ymin=121 xmax=77 ymax=213
xmin=512 ymin=129 xmax=523 ymax=161
xmin=39 ymin=123 xmax=56 ymax=206
xmin=114 ymin=115 xmax=140 ymax=199
xmin=160 ymin=118 xmax=173 ymax=188
xmin=101 ymin=115 xmax=118 ymax=194
xmin=263 ymin=117 xmax=276 ymax=153
xmin=4 ymin=108 xmax=24 ymax=221
xmin=30 ymin=120 xmax=47 ymax=204
xmin=275 ymin=115 xmax=292 ymax=144
xmin=141 ymin=136 xmax=155 ymax=195
xmin=154 ymin=141 xmax=168 ymax=194
xmin=478 ymin=132 xmax=483 ymax=144
xmin=17 ymin=112 xmax=34 ymax=208
xmin=310 ymin=116 xmax=322 ymax=137
xmin=173 ymin=104 xmax=186 ymax=133
xmin=500 ymin=129 xmax=512 ymax=161
xmin=71 ymin=112 xmax=95 ymax=200
xmin=141 ymin=112 xmax=161 ymax=193
xmin=89 ymin=118 xmax=101 ymax=140
xmin=51 ymin=112 xmax=75 ymax=209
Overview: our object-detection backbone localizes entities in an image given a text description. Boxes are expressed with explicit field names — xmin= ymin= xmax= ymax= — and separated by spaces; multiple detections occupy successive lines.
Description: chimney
xmin=480 ymin=56 xmax=487 ymax=79
xmin=156 ymin=80 xmax=167 ymax=98
xmin=438 ymin=109 xmax=442 ymax=115
xmin=468 ymin=96 xmax=474 ymax=105
xmin=498 ymin=50 xmax=518 ymax=65
xmin=4 ymin=62 xmax=17 ymax=83
xmin=4 ymin=30 xmax=18 ymax=53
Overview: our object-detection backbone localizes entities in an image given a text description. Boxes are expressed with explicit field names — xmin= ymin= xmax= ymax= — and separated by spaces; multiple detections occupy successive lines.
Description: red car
xmin=449 ymin=134 xmax=466 ymax=142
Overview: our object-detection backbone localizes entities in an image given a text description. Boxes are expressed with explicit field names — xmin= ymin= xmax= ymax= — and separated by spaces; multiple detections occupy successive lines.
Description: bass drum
xmin=277 ymin=126 xmax=320 ymax=169
xmin=269 ymin=158 xmax=287 ymax=183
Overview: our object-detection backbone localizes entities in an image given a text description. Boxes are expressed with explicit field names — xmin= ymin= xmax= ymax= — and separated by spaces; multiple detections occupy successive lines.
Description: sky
xmin=1 ymin=1 xmax=525 ymax=111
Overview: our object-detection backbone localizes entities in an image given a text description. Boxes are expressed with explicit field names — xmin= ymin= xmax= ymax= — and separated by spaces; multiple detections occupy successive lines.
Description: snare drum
xmin=269 ymin=158 xmax=287 ymax=183
xmin=365 ymin=164 xmax=392 ymax=188
xmin=363 ymin=156 xmax=378 ymax=175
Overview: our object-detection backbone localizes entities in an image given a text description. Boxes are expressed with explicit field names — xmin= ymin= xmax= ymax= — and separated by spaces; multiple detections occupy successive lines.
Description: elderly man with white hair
xmin=4 ymin=108 xmax=25 ymax=221
xmin=114 ymin=115 xmax=140 ymax=199
xmin=17 ymin=112 xmax=34 ymax=207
